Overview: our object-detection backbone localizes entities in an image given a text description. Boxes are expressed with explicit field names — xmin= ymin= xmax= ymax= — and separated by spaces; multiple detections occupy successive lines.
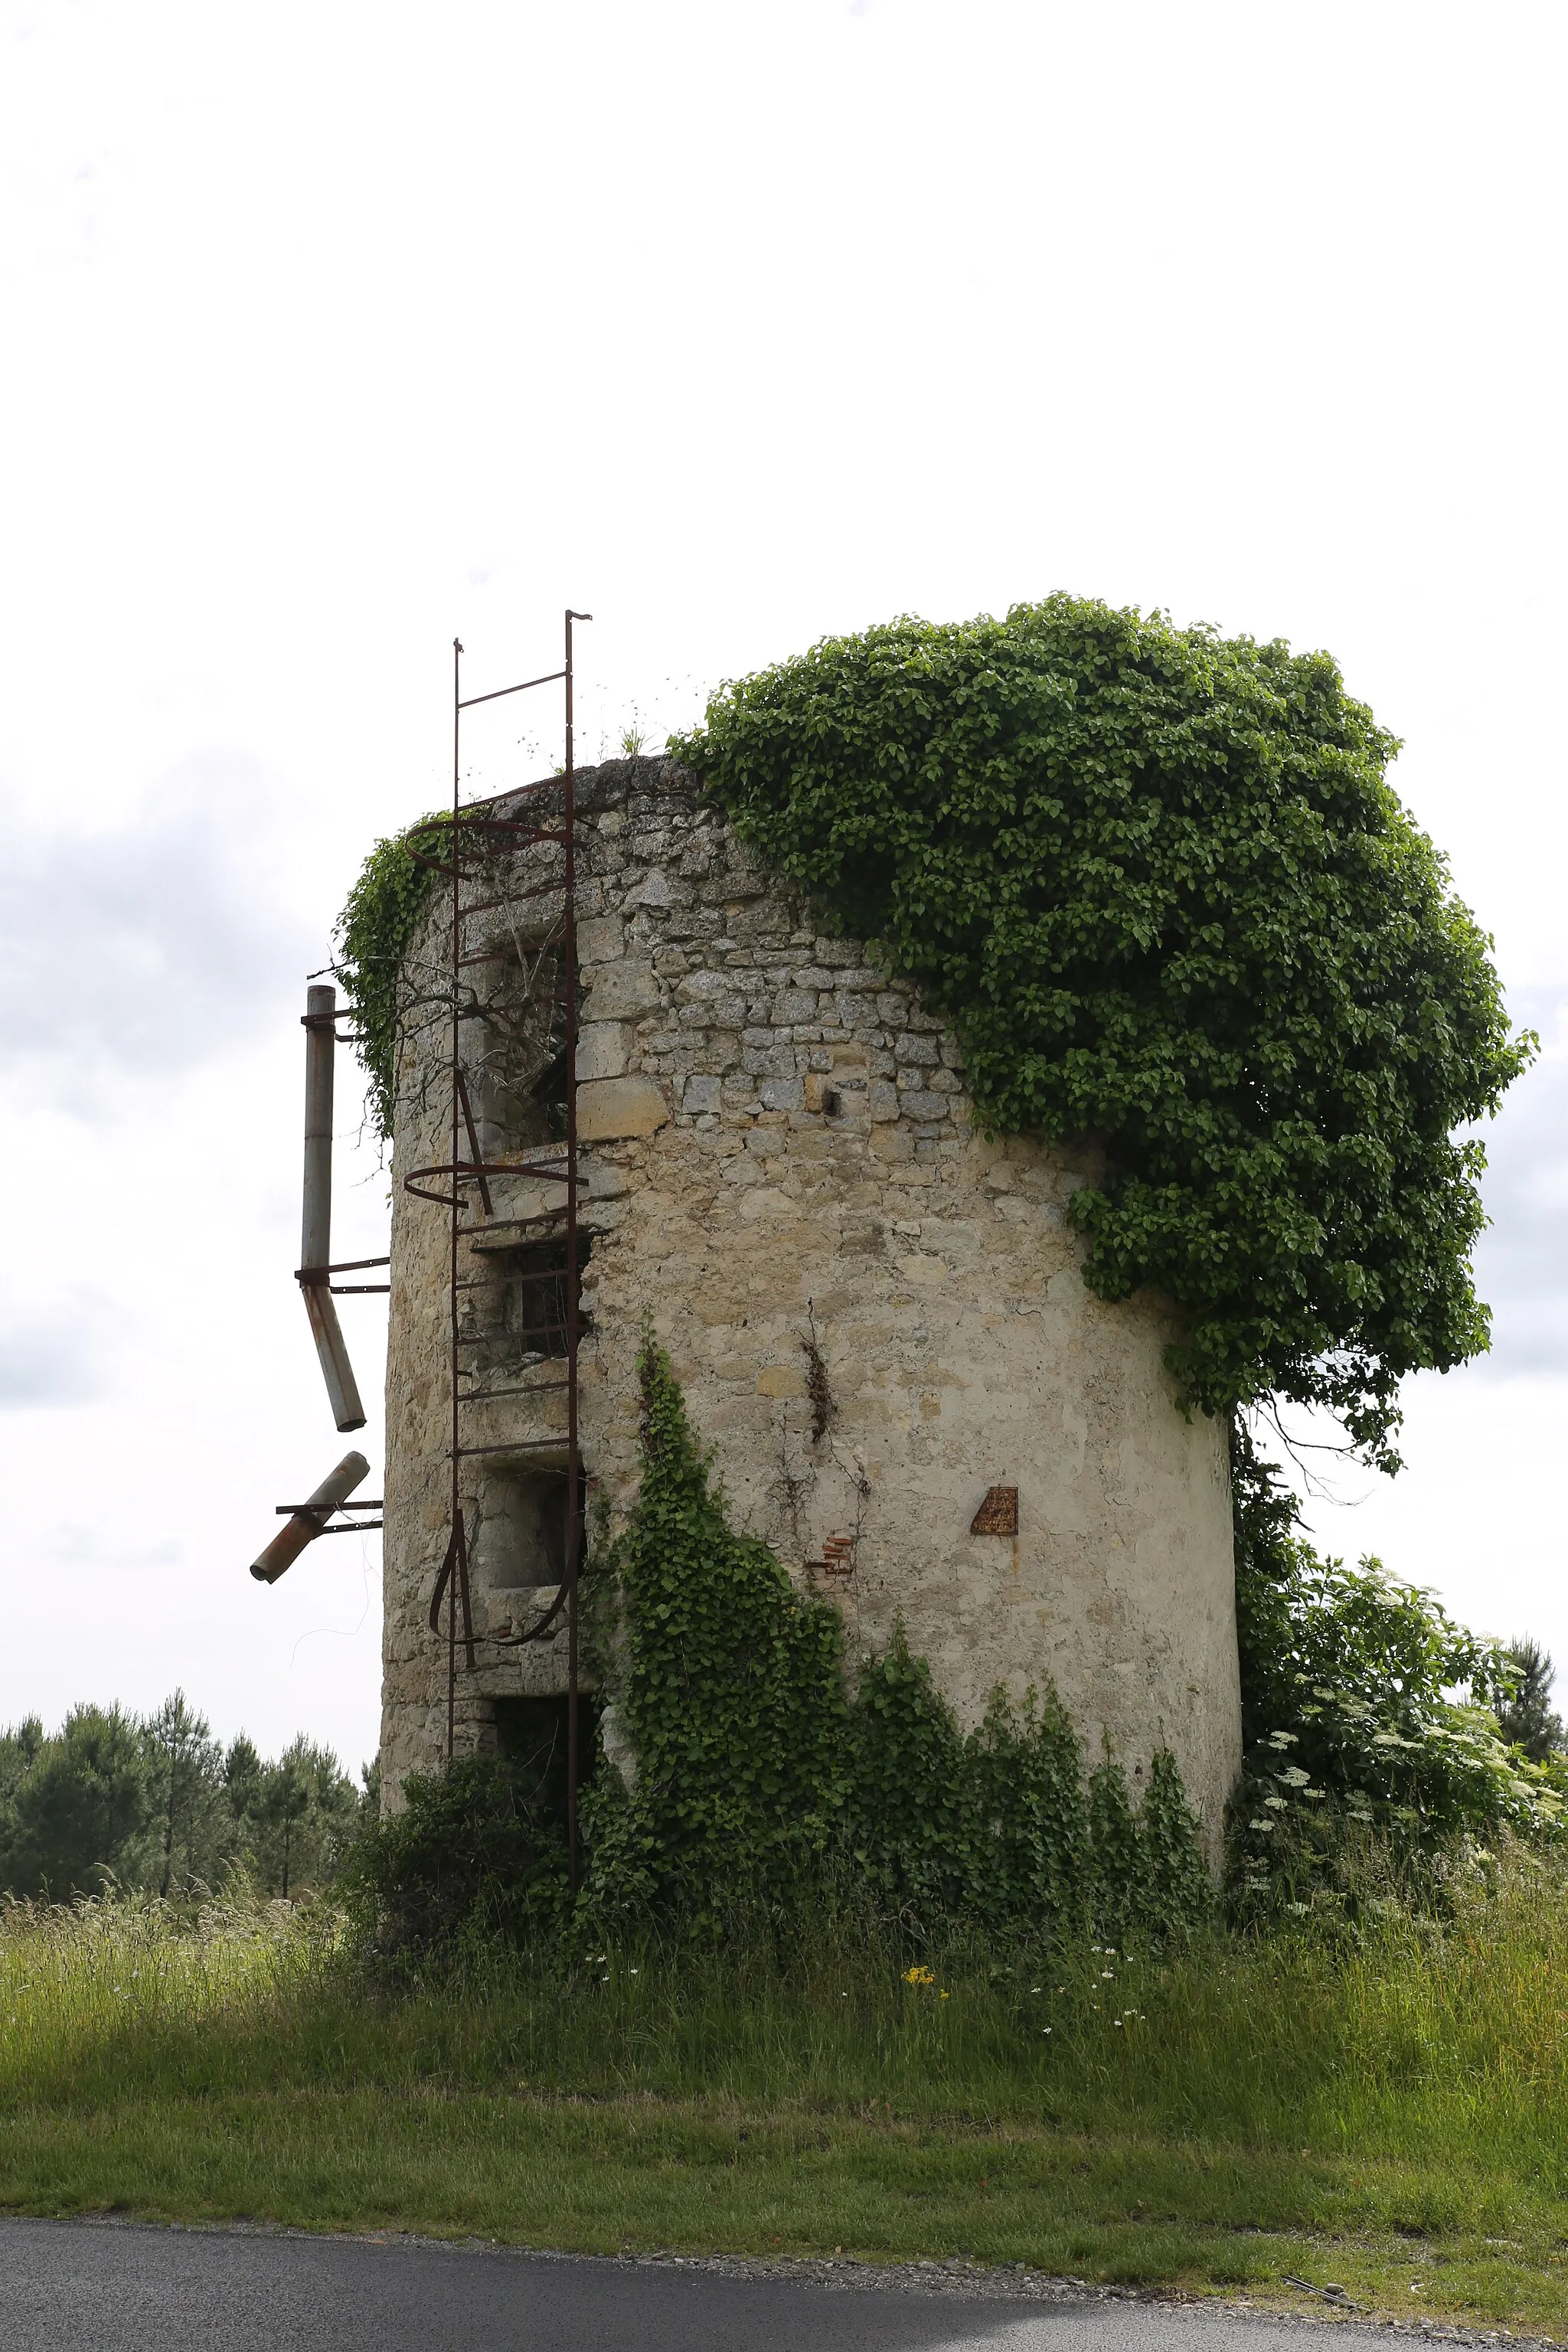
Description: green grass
xmin=5 ymin=1867 xmax=1568 ymax=2334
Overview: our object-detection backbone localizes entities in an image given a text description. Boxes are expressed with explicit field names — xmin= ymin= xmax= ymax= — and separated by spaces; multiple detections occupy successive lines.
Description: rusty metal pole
xmin=298 ymin=984 xmax=367 ymax=1433
xmin=250 ymin=1450 xmax=371 ymax=1582
xmin=448 ymin=640 xmax=463 ymax=1766
xmin=564 ymin=608 xmax=586 ymax=1894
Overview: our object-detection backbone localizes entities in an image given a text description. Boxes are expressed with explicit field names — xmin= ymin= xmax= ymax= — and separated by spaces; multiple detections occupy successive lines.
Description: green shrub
xmin=342 ymin=1754 xmax=570 ymax=1962
xmin=1227 ymin=1430 xmax=1565 ymax=1921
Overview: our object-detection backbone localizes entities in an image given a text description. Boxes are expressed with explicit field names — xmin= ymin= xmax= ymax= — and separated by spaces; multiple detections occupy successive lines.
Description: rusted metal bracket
xmin=296 ymin=1257 xmax=391 ymax=1296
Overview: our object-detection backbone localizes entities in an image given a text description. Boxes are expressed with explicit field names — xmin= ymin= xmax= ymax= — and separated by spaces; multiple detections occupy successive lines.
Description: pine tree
xmin=1496 ymin=1639 xmax=1564 ymax=1764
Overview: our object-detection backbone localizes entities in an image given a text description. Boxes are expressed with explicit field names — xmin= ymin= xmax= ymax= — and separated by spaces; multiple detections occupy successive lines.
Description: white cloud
xmin=1467 ymin=988 xmax=1568 ymax=1377
xmin=0 ymin=1298 xmax=107 ymax=1407
xmin=0 ymin=758 xmax=310 ymax=1088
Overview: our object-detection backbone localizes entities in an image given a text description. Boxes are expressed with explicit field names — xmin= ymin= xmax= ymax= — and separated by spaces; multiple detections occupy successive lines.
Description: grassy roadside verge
xmin=6 ymin=2089 xmax=1568 ymax=2333
xmin=6 ymin=1872 xmax=1568 ymax=2334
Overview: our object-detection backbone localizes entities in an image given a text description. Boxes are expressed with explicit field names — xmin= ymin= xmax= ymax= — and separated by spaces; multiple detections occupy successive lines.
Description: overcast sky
xmin=2 ymin=0 xmax=1564 ymax=1772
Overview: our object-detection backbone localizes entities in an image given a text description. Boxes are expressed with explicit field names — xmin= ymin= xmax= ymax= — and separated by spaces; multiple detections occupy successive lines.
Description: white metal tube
xmin=302 ymin=1283 xmax=367 ymax=1433
xmin=298 ymin=982 xmax=366 ymax=1432
xmin=302 ymin=982 xmax=335 ymax=1271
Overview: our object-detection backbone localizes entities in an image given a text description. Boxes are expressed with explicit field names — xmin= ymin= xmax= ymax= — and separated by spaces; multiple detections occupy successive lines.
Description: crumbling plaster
xmin=381 ymin=758 xmax=1241 ymax=1854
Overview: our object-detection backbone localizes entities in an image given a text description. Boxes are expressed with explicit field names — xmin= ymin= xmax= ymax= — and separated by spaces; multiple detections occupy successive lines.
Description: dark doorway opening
xmin=492 ymin=1694 xmax=596 ymax=1827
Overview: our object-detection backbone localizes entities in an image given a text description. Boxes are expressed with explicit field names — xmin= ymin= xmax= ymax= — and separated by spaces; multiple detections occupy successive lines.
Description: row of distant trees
xmin=2 ymin=1638 xmax=1558 ymax=1912
xmin=0 ymin=1692 xmax=372 ymax=1903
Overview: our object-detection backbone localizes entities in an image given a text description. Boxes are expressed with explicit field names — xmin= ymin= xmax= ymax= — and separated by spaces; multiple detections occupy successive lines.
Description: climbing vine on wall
xmin=668 ymin=597 xmax=1532 ymax=1467
xmin=580 ymin=1344 xmax=1211 ymax=1943
xmin=333 ymin=815 xmax=446 ymax=1141
xmin=583 ymin=1335 xmax=850 ymax=1910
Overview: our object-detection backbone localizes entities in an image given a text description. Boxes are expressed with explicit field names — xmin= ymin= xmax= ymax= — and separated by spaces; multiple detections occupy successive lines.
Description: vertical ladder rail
xmin=563 ymin=608 xmax=583 ymax=1893
xmin=406 ymin=611 xmax=591 ymax=1891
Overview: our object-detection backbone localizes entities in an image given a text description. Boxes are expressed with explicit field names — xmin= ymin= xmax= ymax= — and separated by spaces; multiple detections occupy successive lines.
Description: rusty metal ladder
xmin=400 ymin=611 xmax=593 ymax=1883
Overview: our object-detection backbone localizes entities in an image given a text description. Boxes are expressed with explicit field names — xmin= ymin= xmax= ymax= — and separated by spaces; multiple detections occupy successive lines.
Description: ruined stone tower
xmin=381 ymin=757 xmax=1240 ymax=1851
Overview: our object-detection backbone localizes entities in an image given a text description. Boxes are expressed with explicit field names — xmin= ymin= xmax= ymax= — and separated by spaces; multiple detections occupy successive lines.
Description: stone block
xmin=759 ymin=1076 xmax=805 ymax=1112
xmin=576 ymin=1021 xmax=629 ymax=1082
xmin=682 ymin=1073 xmax=723 ymax=1114
xmin=738 ymin=1185 xmax=798 ymax=1220
xmin=577 ymin=916 xmax=624 ymax=965
xmin=895 ymin=1031 xmax=941 ymax=1066
xmin=678 ymin=969 xmax=743 ymax=1001
xmin=681 ymin=997 xmax=746 ymax=1028
xmin=871 ymin=1122 xmax=916 ymax=1160
xmin=721 ymin=841 xmax=769 ymax=897
xmin=576 ymin=1076 xmax=671 ymax=1142
xmin=756 ymin=1364 xmax=808 ymax=1398
xmin=742 ymin=1043 xmax=799 ymax=1079
xmin=585 ymin=961 xmax=662 ymax=1020
xmin=870 ymin=1081 xmax=901 ymax=1121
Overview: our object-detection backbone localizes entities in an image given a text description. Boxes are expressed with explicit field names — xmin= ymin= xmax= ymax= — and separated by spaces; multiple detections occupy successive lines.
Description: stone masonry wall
xmin=381 ymin=759 xmax=1241 ymax=1854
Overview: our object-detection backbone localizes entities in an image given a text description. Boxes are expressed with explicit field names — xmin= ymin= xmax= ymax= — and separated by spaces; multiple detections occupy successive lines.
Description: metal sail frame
xmin=400 ymin=610 xmax=592 ymax=1884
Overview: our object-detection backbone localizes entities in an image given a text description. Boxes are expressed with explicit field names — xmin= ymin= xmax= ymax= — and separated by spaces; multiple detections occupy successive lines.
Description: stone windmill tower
xmin=379 ymin=751 xmax=1240 ymax=1851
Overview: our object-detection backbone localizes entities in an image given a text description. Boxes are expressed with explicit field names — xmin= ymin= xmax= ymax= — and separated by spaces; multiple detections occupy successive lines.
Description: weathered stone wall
xmin=381 ymin=758 xmax=1241 ymax=1853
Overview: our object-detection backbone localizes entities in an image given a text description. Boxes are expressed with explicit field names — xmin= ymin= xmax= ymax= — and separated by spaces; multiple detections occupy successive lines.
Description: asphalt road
xmin=0 ymin=2220 xmax=1452 ymax=2351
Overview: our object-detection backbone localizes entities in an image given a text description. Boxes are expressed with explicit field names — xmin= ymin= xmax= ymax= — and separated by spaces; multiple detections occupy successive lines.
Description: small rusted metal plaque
xmin=970 ymin=1485 xmax=1019 ymax=1537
